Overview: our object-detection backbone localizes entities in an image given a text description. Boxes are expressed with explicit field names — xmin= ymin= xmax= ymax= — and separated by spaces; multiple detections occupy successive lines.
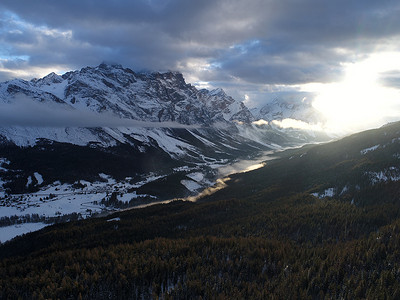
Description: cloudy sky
xmin=1 ymin=0 xmax=400 ymax=133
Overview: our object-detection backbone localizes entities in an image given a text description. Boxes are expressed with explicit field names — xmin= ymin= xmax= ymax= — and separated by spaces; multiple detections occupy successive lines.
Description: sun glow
xmin=308 ymin=52 xmax=400 ymax=134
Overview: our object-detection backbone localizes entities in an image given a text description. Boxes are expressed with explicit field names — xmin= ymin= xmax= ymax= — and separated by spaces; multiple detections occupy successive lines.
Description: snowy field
xmin=0 ymin=173 xmax=152 ymax=220
xmin=0 ymin=222 xmax=48 ymax=243
xmin=0 ymin=167 xmax=216 ymax=242
xmin=0 ymin=152 xmax=276 ymax=242
xmin=0 ymin=172 xmax=187 ymax=242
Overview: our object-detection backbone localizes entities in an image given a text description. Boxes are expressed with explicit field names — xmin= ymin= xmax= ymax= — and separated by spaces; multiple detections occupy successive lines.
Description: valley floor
xmin=0 ymin=151 xmax=274 ymax=242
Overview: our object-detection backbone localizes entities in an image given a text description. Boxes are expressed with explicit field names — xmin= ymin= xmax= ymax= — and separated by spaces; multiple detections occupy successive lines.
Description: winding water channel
xmin=122 ymin=150 xmax=279 ymax=211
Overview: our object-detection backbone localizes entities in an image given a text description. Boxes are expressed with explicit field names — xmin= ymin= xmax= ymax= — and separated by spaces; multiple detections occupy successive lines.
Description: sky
xmin=1 ymin=0 xmax=400 ymax=133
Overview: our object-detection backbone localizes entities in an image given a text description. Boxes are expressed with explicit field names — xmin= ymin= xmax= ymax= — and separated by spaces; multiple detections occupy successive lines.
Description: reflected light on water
xmin=243 ymin=162 xmax=265 ymax=173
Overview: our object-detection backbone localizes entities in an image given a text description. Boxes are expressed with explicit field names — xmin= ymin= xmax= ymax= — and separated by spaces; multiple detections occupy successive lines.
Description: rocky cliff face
xmin=31 ymin=63 xmax=253 ymax=125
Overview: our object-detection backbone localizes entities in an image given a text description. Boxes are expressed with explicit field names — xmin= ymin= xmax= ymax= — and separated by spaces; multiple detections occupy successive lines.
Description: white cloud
xmin=0 ymin=94 xmax=201 ymax=128
xmin=252 ymin=119 xmax=269 ymax=126
xmin=271 ymin=118 xmax=323 ymax=131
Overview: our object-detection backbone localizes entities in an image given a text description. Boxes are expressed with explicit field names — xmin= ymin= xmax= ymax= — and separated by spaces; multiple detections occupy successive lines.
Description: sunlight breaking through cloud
xmin=306 ymin=52 xmax=400 ymax=134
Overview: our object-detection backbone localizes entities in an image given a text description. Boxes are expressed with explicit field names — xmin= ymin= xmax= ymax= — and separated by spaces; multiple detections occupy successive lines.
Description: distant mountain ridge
xmin=251 ymin=96 xmax=324 ymax=124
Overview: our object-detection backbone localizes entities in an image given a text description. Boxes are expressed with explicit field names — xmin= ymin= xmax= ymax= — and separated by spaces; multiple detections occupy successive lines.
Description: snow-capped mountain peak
xmin=209 ymin=87 xmax=226 ymax=97
xmin=253 ymin=97 xmax=324 ymax=124
xmin=32 ymin=72 xmax=64 ymax=86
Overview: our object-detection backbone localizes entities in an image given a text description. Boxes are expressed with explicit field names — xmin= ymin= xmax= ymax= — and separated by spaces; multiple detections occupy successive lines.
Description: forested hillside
xmin=1 ymin=122 xmax=400 ymax=299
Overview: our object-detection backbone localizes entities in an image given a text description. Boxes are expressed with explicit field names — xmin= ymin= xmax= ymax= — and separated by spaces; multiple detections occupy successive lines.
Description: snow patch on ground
xmin=40 ymin=79 xmax=68 ymax=99
xmin=340 ymin=185 xmax=349 ymax=195
xmin=312 ymin=187 xmax=335 ymax=198
xmin=26 ymin=176 xmax=32 ymax=188
xmin=117 ymin=192 xmax=140 ymax=203
xmin=360 ymin=144 xmax=379 ymax=155
xmin=0 ymin=173 xmax=173 ymax=220
xmin=34 ymin=172 xmax=43 ymax=185
xmin=173 ymin=166 xmax=193 ymax=172
xmin=366 ymin=167 xmax=400 ymax=184
xmin=0 ymin=222 xmax=48 ymax=243
xmin=181 ymin=179 xmax=202 ymax=192
xmin=188 ymin=130 xmax=218 ymax=147
xmin=220 ymin=143 xmax=240 ymax=150
xmin=98 ymin=173 xmax=116 ymax=184
xmin=186 ymin=172 xmax=204 ymax=182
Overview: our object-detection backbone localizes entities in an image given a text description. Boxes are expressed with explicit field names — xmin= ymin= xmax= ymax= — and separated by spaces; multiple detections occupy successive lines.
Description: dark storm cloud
xmin=1 ymin=0 xmax=400 ymax=89
xmin=206 ymin=40 xmax=346 ymax=85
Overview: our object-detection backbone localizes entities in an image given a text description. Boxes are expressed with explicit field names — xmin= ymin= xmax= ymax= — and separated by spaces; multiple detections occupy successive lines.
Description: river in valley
xmin=127 ymin=149 xmax=280 ymax=210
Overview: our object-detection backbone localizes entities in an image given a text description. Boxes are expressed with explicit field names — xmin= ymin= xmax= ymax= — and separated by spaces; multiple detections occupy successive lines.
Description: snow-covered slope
xmin=26 ymin=63 xmax=252 ymax=125
xmin=0 ymin=63 xmax=260 ymax=151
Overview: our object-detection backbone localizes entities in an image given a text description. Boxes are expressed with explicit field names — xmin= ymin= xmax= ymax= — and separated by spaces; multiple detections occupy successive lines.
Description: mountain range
xmin=0 ymin=63 xmax=327 ymax=205
xmin=0 ymin=63 xmax=324 ymax=147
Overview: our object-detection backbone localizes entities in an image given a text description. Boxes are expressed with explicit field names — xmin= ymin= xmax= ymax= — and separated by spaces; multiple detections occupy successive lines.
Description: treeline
xmin=0 ymin=212 xmax=84 ymax=227
xmin=1 ymin=230 xmax=400 ymax=299
xmin=0 ymin=141 xmax=180 ymax=194
xmin=100 ymin=191 xmax=155 ymax=208
xmin=1 ymin=193 xmax=400 ymax=299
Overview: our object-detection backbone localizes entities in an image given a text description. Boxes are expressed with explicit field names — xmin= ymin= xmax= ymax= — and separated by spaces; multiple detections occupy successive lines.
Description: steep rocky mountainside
xmin=0 ymin=63 xmax=322 ymax=149
xmin=1 ymin=63 xmax=253 ymax=129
